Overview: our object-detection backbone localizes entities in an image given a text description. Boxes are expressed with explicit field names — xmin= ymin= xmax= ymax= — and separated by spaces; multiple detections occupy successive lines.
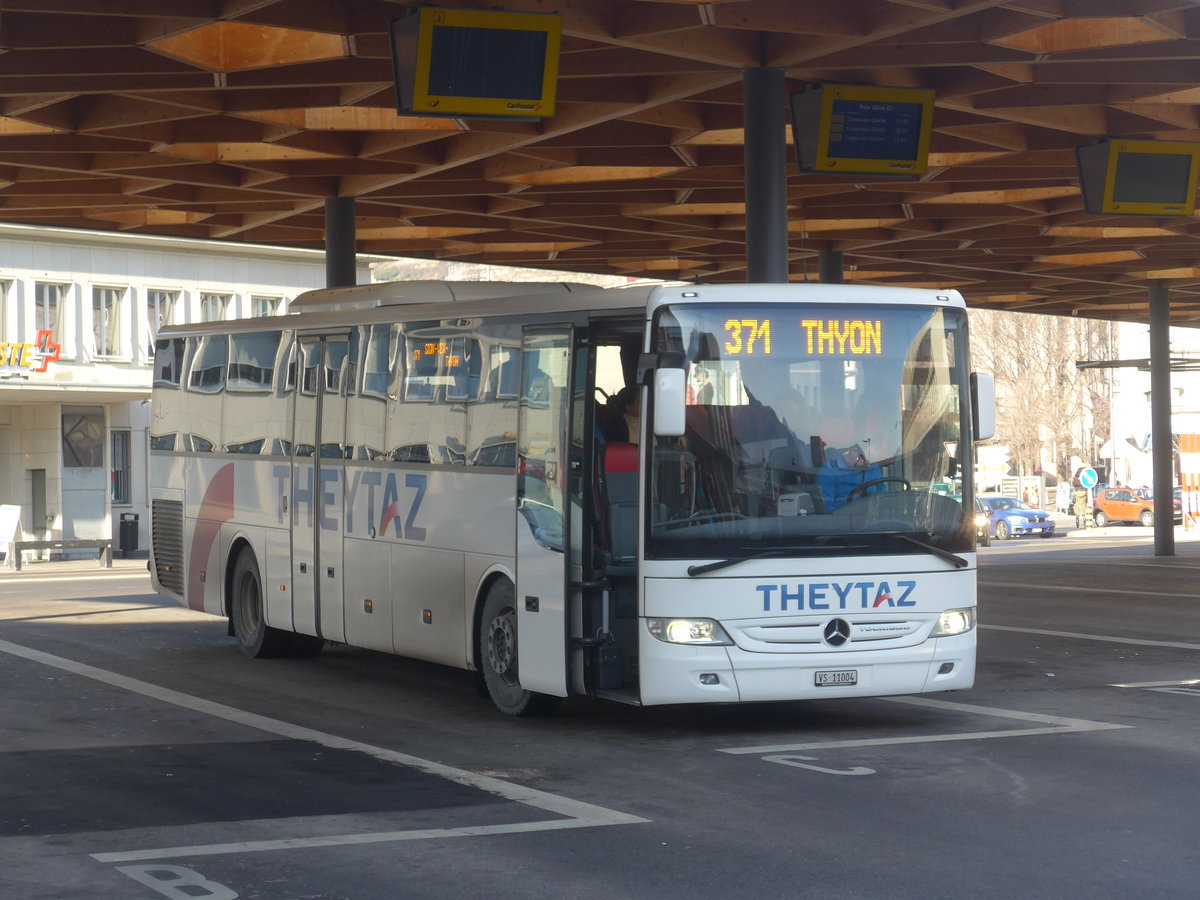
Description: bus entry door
xmin=515 ymin=327 xmax=572 ymax=697
xmin=291 ymin=333 xmax=348 ymax=643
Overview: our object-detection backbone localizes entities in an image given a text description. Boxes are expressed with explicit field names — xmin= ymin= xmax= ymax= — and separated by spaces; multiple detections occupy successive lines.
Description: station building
xmin=0 ymin=224 xmax=375 ymax=559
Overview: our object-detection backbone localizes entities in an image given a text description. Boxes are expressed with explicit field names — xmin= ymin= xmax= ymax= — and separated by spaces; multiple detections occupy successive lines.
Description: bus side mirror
xmin=971 ymin=372 xmax=995 ymax=441
xmin=653 ymin=368 xmax=686 ymax=437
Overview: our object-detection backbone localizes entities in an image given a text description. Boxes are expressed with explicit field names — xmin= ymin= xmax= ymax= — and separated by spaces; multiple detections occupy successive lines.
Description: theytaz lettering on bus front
xmin=272 ymin=466 xmax=427 ymax=541
xmin=756 ymin=581 xmax=917 ymax=612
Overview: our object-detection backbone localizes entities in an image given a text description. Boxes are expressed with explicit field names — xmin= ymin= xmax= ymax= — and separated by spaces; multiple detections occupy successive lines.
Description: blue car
xmin=978 ymin=495 xmax=1055 ymax=540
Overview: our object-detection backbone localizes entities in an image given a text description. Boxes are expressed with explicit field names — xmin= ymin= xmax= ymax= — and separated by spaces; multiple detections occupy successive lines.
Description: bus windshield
xmin=647 ymin=302 xmax=972 ymax=559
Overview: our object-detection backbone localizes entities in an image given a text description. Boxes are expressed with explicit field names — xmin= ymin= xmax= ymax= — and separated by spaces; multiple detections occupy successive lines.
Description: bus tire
xmin=231 ymin=549 xmax=296 ymax=659
xmin=478 ymin=580 xmax=561 ymax=717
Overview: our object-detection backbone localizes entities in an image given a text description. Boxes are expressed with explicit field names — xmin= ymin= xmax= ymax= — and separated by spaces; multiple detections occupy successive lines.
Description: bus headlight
xmin=646 ymin=618 xmax=733 ymax=646
xmin=930 ymin=608 xmax=976 ymax=637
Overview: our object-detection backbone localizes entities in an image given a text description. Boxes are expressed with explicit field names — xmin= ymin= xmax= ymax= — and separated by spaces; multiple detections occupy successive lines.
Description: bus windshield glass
xmin=647 ymin=302 xmax=972 ymax=560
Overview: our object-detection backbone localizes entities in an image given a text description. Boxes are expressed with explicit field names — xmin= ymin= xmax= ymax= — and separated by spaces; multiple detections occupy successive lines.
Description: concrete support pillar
xmin=743 ymin=67 xmax=789 ymax=283
xmin=324 ymin=197 xmax=357 ymax=289
xmin=819 ymin=249 xmax=843 ymax=284
xmin=1149 ymin=282 xmax=1175 ymax=556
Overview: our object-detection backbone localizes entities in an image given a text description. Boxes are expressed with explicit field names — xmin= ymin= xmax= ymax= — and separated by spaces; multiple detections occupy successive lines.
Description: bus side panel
xmin=182 ymin=457 xmax=237 ymax=615
xmin=390 ymin=544 xmax=465 ymax=667
xmin=343 ymin=535 xmax=394 ymax=653
xmin=264 ymin=527 xmax=293 ymax=632
xmin=186 ymin=514 xmax=226 ymax=616
xmin=338 ymin=466 xmax=515 ymax=666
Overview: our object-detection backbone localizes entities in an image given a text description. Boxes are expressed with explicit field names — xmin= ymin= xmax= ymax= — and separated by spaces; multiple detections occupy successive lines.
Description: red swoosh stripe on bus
xmin=187 ymin=463 xmax=235 ymax=611
xmin=380 ymin=501 xmax=398 ymax=536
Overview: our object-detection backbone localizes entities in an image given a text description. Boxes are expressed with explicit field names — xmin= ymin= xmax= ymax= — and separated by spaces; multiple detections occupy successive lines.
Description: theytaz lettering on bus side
xmin=755 ymin=581 xmax=917 ymax=612
xmin=273 ymin=466 xmax=427 ymax=541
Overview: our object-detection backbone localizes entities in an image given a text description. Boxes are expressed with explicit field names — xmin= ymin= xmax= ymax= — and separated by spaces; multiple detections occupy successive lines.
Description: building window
xmin=62 ymin=408 xmax=104 ymax=468
xmin=0 ymin=280 xmax=9 ymax=341
xmin=35 ymin=282 xmax=66 ymax=341
xmin=111 ymin=430 xmax=131 ymax=504
xmin=147 ymin=290 xmax=177 ymax=353
xmin=251 ymin=295 xmax=281 ymax=317
xmin=201 ymin=293 xmax=230 ymax=322
xmin=93 ymin=286 xmax=123 ymax=357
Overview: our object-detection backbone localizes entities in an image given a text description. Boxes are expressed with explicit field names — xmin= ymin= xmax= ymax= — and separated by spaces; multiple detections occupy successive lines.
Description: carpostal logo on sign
xmin=0 ymin=330 xmax=60 ymax=374
xmin=755 ymin=580 xmax=917 ymax=612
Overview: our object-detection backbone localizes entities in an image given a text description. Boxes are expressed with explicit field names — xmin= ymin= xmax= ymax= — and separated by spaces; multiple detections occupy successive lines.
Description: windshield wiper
xmin=891 ymin=534 xmax=968 ymax=569
xmin=687 ymin=545 xmax=871 ymax=577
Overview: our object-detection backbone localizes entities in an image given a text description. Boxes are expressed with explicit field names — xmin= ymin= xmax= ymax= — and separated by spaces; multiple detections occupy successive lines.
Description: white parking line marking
xmin=760 ymin=755 xmax=875 ymax=776
xmin=93 ymin=819 xmax=622 ymax=864
xmin=982 ymin=623 xmax=1200 ymax=651
xmin=717 ymin=695 xmax=1128 ymax=755
xmin=976 ymin=580 xmax=1197 ymax=599
xmin=0 ymin=638 xmax=648 ymax=863
xmin=0 ymin=572 xmax=149 ymax=585
xmin=1110 ymin=678 xmax=1200 ymax=697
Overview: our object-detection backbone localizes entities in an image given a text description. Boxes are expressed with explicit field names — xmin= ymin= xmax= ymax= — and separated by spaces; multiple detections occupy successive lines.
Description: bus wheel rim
xmin=487 ymin=609 xmax=518 ymax=685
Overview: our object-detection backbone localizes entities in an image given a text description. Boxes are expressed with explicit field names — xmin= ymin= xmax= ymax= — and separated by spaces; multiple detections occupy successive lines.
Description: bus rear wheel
xmin=231 ymin=549 xmax=305 ymax=659
xmin=478 ymin=580 xmax=560 ymax=717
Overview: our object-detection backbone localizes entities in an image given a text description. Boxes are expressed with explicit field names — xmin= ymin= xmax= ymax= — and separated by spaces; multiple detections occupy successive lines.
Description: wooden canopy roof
xmin=5 ymin=0 xmax=1200 ymax=322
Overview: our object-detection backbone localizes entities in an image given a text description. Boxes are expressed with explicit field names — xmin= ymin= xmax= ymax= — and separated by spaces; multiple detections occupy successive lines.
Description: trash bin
xmin=119 ymin=512 xmax=139 ymax=558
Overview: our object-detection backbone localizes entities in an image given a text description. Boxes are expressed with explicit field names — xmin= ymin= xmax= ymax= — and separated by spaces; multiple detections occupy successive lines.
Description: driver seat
xmin=598 ymin=441 xmax=638 ymax=575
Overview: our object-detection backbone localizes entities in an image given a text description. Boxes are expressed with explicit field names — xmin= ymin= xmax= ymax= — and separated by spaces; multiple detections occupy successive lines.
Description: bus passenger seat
xmin=599 ymin=441 xmax=639 ymax=574
xmin=768 ymin=446 xmax=824 ymax=515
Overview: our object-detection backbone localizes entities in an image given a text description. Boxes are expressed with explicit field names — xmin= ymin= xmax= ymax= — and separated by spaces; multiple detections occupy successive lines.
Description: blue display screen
xmin=827 ymin=99 xmax=925 ymax=161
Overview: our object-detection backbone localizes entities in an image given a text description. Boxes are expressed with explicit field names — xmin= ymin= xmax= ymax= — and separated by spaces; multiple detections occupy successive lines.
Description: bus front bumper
xmin=636 ymin=628 xmax=975 ymax=706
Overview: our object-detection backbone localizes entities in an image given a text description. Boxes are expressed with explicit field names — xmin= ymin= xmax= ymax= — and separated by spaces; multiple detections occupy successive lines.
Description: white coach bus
xmin=149 ymin=281 xmax=995 ymax=715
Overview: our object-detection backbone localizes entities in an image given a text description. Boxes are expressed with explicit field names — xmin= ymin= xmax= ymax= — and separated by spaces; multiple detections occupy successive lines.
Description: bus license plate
xmin=816 ymin=670 xmax=857 ymax=687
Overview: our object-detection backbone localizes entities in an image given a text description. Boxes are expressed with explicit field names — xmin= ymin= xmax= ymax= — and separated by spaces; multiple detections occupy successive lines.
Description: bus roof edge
xmin=288 ymin=280 xmax=595 ymax=313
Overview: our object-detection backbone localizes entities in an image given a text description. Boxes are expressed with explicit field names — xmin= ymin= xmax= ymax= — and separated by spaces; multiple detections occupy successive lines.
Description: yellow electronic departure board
xmin=390 ymin=8 xmax=562 ymax=120
xmin=792 ymin=85 xmax=935 ymax=176
xmin=1076 ymin=139 xmax=1200 ymax=216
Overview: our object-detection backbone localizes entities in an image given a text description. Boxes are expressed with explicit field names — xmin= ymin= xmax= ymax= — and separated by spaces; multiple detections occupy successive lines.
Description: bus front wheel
xmin=478 ymin=580 xmax=560 ymax=717
xmin=231 ymin=549 xmax=303 ymax=659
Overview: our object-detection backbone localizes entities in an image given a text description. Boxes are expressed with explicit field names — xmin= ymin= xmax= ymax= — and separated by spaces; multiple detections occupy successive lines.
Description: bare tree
xmin=968 ymin=309 xmax=1112 ymax=482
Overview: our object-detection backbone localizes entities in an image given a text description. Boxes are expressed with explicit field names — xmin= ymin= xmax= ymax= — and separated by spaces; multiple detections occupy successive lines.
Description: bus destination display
xmin=723 ymin=318 xmax=883 ymax=356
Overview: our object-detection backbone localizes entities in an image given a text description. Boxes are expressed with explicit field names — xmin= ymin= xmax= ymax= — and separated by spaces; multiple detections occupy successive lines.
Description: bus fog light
xmin=931 ymin=608 xmax=975 ymax=637
xmin=646 ymin=618 xmax=733 ymax=646
xmin=938 ymin=662 xmax=954 ymax=675
xmin=699 ymin=673 xmax=720 ymax=685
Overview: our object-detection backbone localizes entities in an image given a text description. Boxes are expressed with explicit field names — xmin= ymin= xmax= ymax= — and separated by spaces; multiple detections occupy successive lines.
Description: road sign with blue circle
xmin=1079 ymin=467 xmax=1098 ymax=489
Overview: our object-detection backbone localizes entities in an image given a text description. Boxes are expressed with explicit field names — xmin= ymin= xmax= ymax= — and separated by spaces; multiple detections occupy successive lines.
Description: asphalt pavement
xmin=4 ymin=531 xmax=1200 ymax=898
